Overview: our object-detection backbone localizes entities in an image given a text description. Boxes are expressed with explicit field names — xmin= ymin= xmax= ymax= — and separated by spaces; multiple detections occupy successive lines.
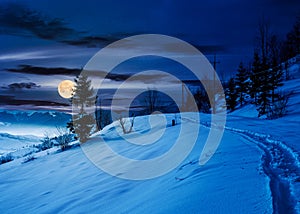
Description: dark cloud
xmin=0 ymin=2 xmax=121 ymax=47
xmin=0 ymin=2 xmax=226 ymax=52
xmin=6 ymin=65 xmax=81 ymax=75
xmin=62 ymin=36 xmax=114 ymax=47
xmin=86 ymin=69 xmax=170 ymax=83
xmin=0 ymin=3 xmax=76 ymax=40
xmin=5 ymin=64 xmax=169 ymax=83
xmin=2 ymin=82 xmax=40 ymax=90
xmin=0 ymin=95 xmax=69 ymax=107
xmin=188 ymin=45 xmax=226 ymax=55
xmin=1 ymin=0 xmax=299 ymax=75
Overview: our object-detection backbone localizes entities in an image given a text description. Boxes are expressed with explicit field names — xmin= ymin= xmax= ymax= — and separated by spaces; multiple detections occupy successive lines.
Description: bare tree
xmin=55 ymin=126 xmax=73 ymax=151
xmin=95 ymin=95 xmax=102 ymax=131
xmin=257 ymin=17 xmax=270 ymax=65
xmin=144 ymin=88 xmax=162 ymax=114
xmin=95 ymin=97 xmax=111 ymax=131
xmin=269 ymin=34 xmax=284 ymax=103
xmin=118 ymin=116 xmax=135 ymax=134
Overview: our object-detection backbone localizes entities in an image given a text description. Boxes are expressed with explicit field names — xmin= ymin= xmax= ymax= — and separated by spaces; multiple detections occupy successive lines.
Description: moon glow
xmin=58 ymin=80 xmax=75 ymax=98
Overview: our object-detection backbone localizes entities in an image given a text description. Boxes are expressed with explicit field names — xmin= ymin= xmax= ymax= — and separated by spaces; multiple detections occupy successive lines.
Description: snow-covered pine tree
xmin=69 ymin=74 xmax=96 ymax=143
xmin=235 ymin=62 xmax=250 ymax=107
xmin=225 ymin=77 xmax=238 ymax=111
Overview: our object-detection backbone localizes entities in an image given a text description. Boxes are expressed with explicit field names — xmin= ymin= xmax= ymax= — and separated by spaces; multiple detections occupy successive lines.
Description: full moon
xmin=58 ymin=80 xmax=75 ymax=98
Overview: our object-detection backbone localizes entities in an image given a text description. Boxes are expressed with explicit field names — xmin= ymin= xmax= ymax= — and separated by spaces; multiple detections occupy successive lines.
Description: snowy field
xmin=0 ymin=63 xmax=299 ymax=213
xmin=0 ymin=113 xmax=273 ymax=213
xmin=0 ymin=110 xmax=71 ymax=159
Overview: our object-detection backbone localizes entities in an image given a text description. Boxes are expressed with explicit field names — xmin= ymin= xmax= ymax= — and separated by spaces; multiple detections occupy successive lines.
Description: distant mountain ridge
xmin=0 ymin=110 xmax=71 ymax=126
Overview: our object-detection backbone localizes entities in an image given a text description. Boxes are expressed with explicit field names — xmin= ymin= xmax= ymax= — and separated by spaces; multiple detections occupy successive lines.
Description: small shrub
xmin=40 ymin=135 xmax=54 ymax=151
xmin=23 ymin=155 xmax=36 ymax=163
xmin=0 ymin=153 xmax=13 ymax=164
xmin=55 ymin=127 xmax=74 ymax=151
xmin=267 ymin=91 xmax=290 ymax=119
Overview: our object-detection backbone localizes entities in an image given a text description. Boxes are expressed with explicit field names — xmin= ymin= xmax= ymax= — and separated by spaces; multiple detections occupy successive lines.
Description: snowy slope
xmin=0 ymin=110 xmax=71 ymax=159
xmin=200 ymin=61 xmax=300 ymax=212
xmin=0 ymin=113 xmax=272 ymax=213
xmin=0 ymin=133 xmax=39 ymax=155
xmin=222 ymin=59 xmax=300 ymax=153
xmin=0 ymin=60 xmax=299 ymax=213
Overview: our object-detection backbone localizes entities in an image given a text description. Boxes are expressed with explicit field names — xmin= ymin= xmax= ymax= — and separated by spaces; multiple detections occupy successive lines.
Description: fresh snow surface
xmin=0 ymin=59 xmax=299 ymax=213
xmin=0 ymin=113 xmax=272 ymax=213
xmin=0 ymin=110 xmax=71 ymax=158
xmin=200 ymin=67 xmax=300 ymax=213
xmin=0 ymin=133 xmax=40 ymax=156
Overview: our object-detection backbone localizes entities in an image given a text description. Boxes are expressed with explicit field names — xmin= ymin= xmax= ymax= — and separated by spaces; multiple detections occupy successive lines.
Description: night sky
xmin=0 ymin=0 xmax=299 ymax=110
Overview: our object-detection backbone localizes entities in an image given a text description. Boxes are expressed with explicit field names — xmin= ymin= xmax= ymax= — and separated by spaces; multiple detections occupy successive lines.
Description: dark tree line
xmin=224 ymin=16 xmax=299 ymax=118
xmin=280 ymin=16 xmax=300 ymax=71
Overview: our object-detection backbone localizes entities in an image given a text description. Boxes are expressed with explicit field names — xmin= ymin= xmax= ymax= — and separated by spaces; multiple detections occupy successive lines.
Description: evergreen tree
xmin=72 ymin=74 xmax=95 ymax=109
xmin=254 ymin=18 xmax=272 ymax=116
xmin=66 ymin=121 xmax=76 ymax=139
xmin=72 ymin=113 xmax=95 ymax=143
xmin=255 ymin=34 xmax=284 ymax=117
xmin=256 ymin=68 xmax=272 ymax=117
xmin=250 ymin=52 xmax=261 ymax=103
xmin=250 ymin=50 xmax=271 ymax=116
xmin=69 ymin=74 xmax=96 ymax=143
xmin=281 ymin=16 xmax=300 ymax=61
xmin=250 ymin=52 xmax=272 ymax=117
xmin=269 ymin=66 xmax=283 ymax=103
xmin=235 ymin=62 xmax=250 ymax=106
xmin=225 ymin=77 xmax=238 ymax=111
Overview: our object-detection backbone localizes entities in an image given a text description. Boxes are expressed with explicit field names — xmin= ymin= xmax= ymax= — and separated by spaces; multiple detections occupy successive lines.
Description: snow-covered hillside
xmin=0 ymin=113 xmax=273 ymax=213
xmin=200 ymin=60 xmax=300 ymax=212
xmin=0 ymin=110 xmax=71 ymax=159
xmin=0 ymin=60 xmax=299 ymax=213
xmin=0 ymin=133 xmax=40 ymax=156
